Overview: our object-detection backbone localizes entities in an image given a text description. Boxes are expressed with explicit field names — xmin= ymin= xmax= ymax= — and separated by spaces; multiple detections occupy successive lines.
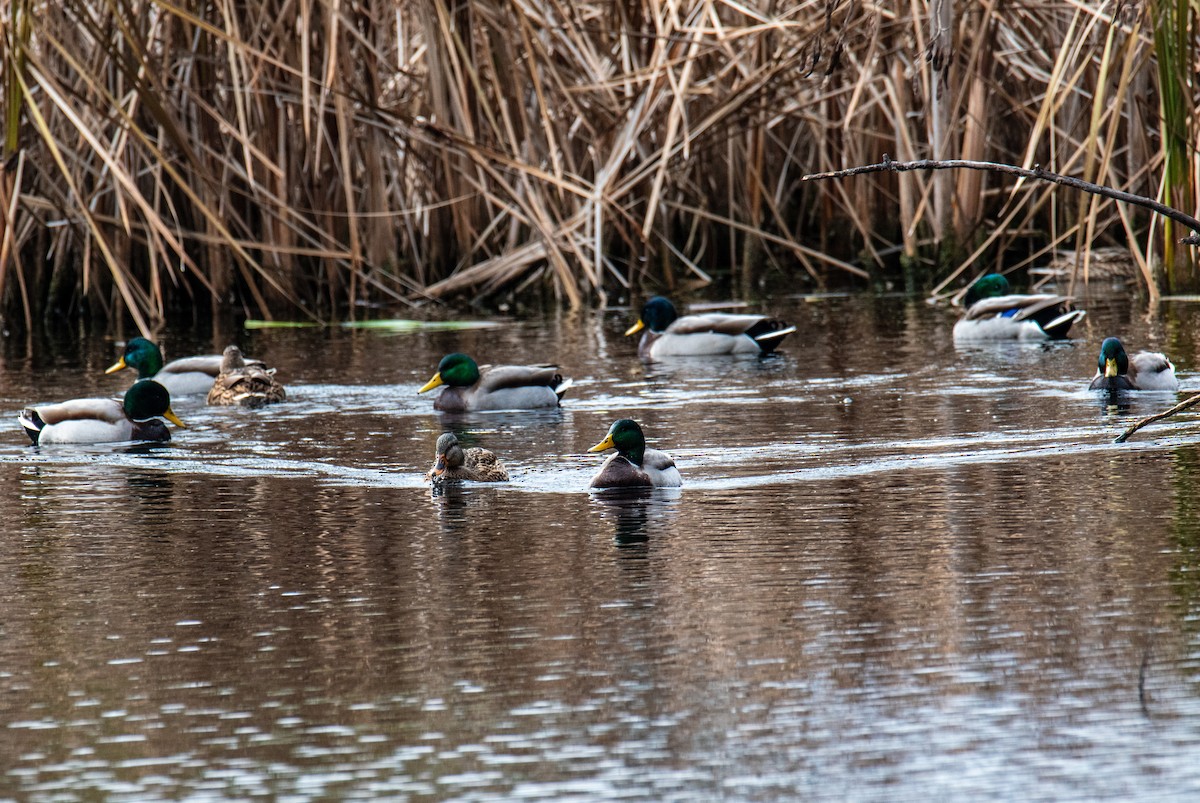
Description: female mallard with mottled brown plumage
xmin=587 ymin=419 xmax=682 ymax=489
xmin=426 ymin=432 xmax=510 ymax=482
xmin=625 ymin=296 xmax=795 ymax=360
xmin=207 ymin=346 xmax=287 ymax=407
xmin=418 ymin=353 xmax=571 ymax=412
xmin=19 ymin=379 xmax=186 ymax=445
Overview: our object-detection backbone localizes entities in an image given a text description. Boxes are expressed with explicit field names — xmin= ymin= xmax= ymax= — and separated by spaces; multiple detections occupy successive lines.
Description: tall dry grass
xmin=0 ymin=0 xmax=1196 ymax=328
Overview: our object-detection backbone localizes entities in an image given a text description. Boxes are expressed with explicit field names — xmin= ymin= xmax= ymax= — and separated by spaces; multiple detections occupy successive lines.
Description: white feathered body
xmin=433 ymin=364 xmax=568 ymax=412
xmin=640 ymin=312 xmax=794 ymax=359
xmin=146 ymin=355 xmax=224 ymax=396
xmin=953 ymin=294 xmax=1085 ymax=341
xmin=19 ymin=397 xmax=169 ymax=445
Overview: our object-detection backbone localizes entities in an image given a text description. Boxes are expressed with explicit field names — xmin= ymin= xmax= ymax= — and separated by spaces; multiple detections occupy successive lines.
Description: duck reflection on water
xmin=589 ymin=486 xmax=682 ymax=547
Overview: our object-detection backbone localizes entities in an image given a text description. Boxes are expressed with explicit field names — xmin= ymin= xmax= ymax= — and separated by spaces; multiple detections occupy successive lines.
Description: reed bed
xmin=0 ymin=0 xmax=1196 ymax=328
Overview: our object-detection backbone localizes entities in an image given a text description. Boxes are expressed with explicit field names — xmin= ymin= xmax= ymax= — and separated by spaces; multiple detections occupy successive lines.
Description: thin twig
xmin=803 ymin=156 xmax=1200 ymax=244
xmin=1114 ymin=392 xmax=1200 ymax=443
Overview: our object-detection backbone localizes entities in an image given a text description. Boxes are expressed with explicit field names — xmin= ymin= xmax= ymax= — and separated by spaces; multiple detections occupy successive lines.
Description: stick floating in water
xmin=1114 ymin=391 xmax=1200 ymax=443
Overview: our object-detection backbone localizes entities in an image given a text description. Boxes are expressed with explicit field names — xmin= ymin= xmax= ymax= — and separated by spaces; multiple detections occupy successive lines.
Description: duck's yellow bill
xmin=1105 ymin=358 xmax=1119 ymax=378
xmin=418 ymin=373 xmax=443 ymax=394
xmin=104 ymin=357 xmax=127 ymax=374
xmin=588 ymin=433 xmax=615 ymax=453
xmin=164 ymin=407 xmax=186 ymax=428
xmin=624 ymin=319 xmax=645 ymax=337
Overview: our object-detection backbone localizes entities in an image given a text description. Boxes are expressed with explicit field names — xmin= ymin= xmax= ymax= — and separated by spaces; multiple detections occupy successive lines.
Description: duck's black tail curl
xmin=1037 ymin=308 xmax=1086 ymax=340
xmin=18 ymin=409 xmax=44 ymax=445
xmin=746 ymin=320 xmax=797 ymax=354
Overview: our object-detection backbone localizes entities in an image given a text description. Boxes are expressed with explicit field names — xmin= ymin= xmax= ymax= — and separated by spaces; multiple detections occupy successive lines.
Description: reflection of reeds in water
xmin=1 ymin=1 xmax=1195 ymax=326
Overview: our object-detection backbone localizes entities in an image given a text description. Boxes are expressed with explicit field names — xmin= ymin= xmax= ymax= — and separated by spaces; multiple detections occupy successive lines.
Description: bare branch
xmin=804 ymin=156 xmax=1200 ymax=245
xmin=1114 ymin=392 xmax=1200 ymax=443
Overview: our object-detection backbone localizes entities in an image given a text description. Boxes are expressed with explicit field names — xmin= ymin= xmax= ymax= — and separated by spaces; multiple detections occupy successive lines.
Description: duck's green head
xmin=419 ymin=353 xmax=481 ymax=393
xmin=106 ymin=337 xmax=164 ymax=378
xmin=964 ymin=274 xmax=1011 ymax=306
xmin=588 ymin=418 xmax=646 ymax=465
xmin=124 ymin=379 xmax=186 ymax=428
xmin=1097 ymin=337 xmax=1129 ymax=378
xmin=625 ymin=296 xmax=678 ymax=336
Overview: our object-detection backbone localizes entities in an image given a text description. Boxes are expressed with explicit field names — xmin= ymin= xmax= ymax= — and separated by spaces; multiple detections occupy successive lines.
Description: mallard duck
xmin=587 ymin=418 xmax=682 ymax=488
xmin=418 ymin=352 xmax=571 ymax=412
xmin=625 ymin=296 xmax=796 ymax=360
xmin=953 ymin=273 xmax=1086 ymax=341
xmin=19 ymin=379 xmax=186 ymax=445
xmin=425 ymin=432 xmax=510 ymax=482
xmin=1088 ymin=337 xmax=1179 ymax=391
xmin=207 ymin=346 xmax=287 ymax=407
xmin=106 ymin=337 xmax=270 ymax=397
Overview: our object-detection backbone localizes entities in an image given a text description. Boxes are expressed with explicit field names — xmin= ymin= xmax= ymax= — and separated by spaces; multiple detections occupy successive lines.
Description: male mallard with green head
xmin=19 ymin=379 xmax=186 ymax=445
xmin=106 ymin=337 xmax=273 ymax=397
xmin=426 ymin=432 xmax=510 ymax=482
xmin=1088 ymin=337 xmax=1178 ymax=391
xmin=953 ymin=273 xmax=1085 ymax=341
xmin=106 ymin=337 xmax=222 ymax=396
xmin=625 ymin=296 xmax=795 ymax=360
xmin=418 ymin=353 xmax=571 ymax=412
xmin=587 ymin=418 xmax=682 ymax=488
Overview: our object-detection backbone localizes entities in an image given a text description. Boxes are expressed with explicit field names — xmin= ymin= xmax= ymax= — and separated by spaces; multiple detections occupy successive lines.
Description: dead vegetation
xmin=0 ymin=0 xmax=1196 ymax=329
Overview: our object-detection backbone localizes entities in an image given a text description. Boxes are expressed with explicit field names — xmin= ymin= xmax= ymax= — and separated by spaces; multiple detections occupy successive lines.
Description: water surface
xmin=3 ymin=290 xmax=1200 ymax=800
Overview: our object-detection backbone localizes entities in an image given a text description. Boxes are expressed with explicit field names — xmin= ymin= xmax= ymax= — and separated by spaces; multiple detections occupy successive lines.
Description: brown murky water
xmin=3 ymin=289 xmax=1200 ymax=800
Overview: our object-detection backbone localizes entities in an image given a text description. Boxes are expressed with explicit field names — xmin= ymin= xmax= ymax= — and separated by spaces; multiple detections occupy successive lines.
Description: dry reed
xmin=0 ymin=0 xmax=1196 ymax=329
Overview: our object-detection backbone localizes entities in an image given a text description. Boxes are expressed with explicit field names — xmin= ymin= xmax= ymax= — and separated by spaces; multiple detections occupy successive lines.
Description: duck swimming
xmin=426 ymin=432 xmax=510 ymax=482
xmin=106 ymin=337 xmax=271 ymax=397
xmin=1088 ymin=337 xmax=1178 ymax=391
xmin=207 ymin=345 xmax=287 ymax=407
xmin=952 ymin=274 xmax=1085 ymax=341
xmin=418 ymin=353 xmax=571 ymax=412
xmin=625 ymin=296 xmax=795 ymax=360
xmin=588 ymin=418 xmax=682 ymax=488
xmin=19 ymin=379 xmax=186 ymax=445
